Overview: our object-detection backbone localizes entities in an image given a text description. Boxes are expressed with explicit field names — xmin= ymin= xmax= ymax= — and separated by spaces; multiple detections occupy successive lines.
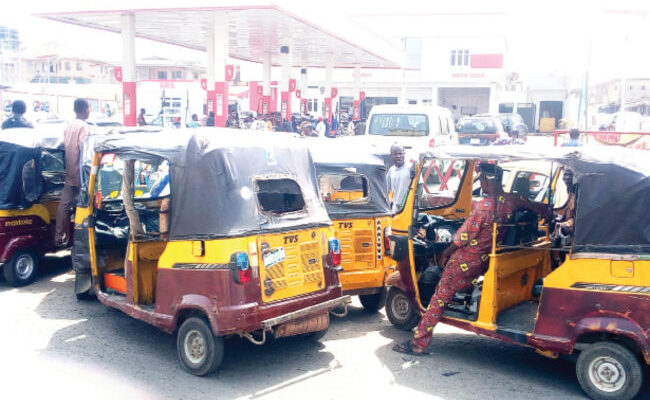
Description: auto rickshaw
xmin=73 ymin=129 xmax=350 ymax=376
xmin=311 ymin=145 xmax=394 ymax=311
xmin=386 ymin=145 xmax=650 ymax=400
xmin=0 ymin=129 xmax=66 ymax=286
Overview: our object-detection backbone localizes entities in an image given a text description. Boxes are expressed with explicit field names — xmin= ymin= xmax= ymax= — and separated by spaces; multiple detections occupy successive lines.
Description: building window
xmin=172 ymin=70 xmax=183 ymax=80
xmin=450 ymin=50 xmax=456 ymax=66
xmin=463 ymin=50 xmax=470 ymax=66
xmin=65 ymin=62 xmax=71 ymax=71
xmin=157 ymin=71 xmax=168 ymax=80
xmin=76 ymin=62 xmax=82 ymax=71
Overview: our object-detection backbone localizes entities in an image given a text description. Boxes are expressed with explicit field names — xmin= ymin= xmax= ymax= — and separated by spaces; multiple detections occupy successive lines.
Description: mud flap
xmin=274 ymin=313 xmax=329 ymax=338
xmin=72 ymin=219 xmax=93 ymax=296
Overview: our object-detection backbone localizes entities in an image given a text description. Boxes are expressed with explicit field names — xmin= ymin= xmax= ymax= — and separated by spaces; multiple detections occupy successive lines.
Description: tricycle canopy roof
xmin=93 ymin=128 xmax=332 ymax=239
xmin=427 ymin=144 xmax=650 ymax=255
xmin=0 ymin=128 xmax=64 ymax=209
xmin=310 ymin=142 xmax=390 ymax=218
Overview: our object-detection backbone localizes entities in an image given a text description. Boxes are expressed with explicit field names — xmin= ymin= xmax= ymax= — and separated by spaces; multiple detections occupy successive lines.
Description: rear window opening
xmin=319 ymin=173 xmax=369 ymax=203
xmin=256 ymin=178 xmax=305 ymax=214
xmin=457 ymin=118 xmax=498 ymax=134
xmin=368 ymin=114 xmax=429 ymax=136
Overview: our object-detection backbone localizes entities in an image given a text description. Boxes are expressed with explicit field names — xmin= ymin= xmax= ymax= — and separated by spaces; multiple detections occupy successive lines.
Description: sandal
xmin=392 ymin=340 xmax=430 ymax=356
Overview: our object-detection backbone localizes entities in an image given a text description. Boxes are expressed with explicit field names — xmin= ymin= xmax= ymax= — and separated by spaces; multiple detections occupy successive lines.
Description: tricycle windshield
xmin=418 ymin=158 xmax=469 ymax=209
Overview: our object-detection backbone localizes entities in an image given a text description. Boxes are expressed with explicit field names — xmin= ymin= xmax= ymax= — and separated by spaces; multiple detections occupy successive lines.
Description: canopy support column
xmin=300 ymin=66 xmax=308 ymax=115
xmin=324 ymin=55 xmax=334 ymax=124
xmin=262 ymin=51 xmax=272 ymax=117
xmin=206 ymin=11 xmax=229 ymax=127
xmin=280 ymin=44 xmax=292 ymax=123
xmin=352 ymin=64 xmax=361 ymax=121
xmin=121 ymin=13 xmax=137 ymax=127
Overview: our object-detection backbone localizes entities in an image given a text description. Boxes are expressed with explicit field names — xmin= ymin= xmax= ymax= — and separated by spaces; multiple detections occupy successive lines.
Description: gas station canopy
xmin=37 ymin=6 xmax=400 ymax=69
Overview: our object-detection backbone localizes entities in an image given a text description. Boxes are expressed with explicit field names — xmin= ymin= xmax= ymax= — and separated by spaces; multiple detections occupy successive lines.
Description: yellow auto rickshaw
xmin=73 ymin=129 xmax=350 ymax=375
xmin=311 ymin=145 xmax=394 ymax=311
xmin=386 ymin=145 xmax=650 ymax=400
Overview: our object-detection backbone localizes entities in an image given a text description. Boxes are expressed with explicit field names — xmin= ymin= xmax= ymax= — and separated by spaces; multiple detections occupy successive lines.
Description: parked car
xmin=477 ymin=113 xmax=529 ymax=141
xmin=456 ymin=116 xmax=507 ymax=145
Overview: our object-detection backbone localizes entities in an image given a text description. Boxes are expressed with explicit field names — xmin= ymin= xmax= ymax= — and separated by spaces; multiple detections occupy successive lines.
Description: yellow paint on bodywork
xmin=0 ymin=204 xmax=51 ymax=224
xmin=544 ymin=258 xmax=650 ymax=293
xmin=334 ymin=216 xmax=395 ymax=293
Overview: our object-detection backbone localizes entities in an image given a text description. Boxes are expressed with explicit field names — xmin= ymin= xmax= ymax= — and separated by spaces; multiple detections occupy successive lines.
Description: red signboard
xmin=359 ymin=91 xmax=365 ymax=101
xmin=470 ymin=54 xmax=503 ymax=69
xmin=289 ymin=79 xmax=297 ymax=92
xmin=200 ymin=78 xmax=207 ymax=91
xmin=295 ymin=89 xmax=301 ymax=98
xmin=352 ymin=100 xmax=360 ymax=121
xmin=331 ymin=87 xmax=338 ymax=98
xmin=324 ymin=98 xmax=332 ymax=124
xmin=257 ymin=85 xmax=263 ymax=95
xmin=114 ymin=66 xmax=123 ymax=82
xmin=225 ymin=64 xmax=235 ymax=81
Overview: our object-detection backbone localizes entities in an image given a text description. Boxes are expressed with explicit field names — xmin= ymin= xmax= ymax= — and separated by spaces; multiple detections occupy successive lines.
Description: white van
xmin=363 ymin=105 xmax=458 ymax=151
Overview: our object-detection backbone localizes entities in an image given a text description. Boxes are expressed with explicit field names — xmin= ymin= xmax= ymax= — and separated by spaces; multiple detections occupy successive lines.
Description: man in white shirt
xmin=316 ymin=117 xmax=326 ymax=137
xmin=386 ymin=144 xmax=411 ymax=213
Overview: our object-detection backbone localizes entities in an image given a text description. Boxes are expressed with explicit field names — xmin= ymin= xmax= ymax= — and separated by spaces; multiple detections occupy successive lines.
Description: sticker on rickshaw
xmin=263 ymin=247 xmax=286 ymax=268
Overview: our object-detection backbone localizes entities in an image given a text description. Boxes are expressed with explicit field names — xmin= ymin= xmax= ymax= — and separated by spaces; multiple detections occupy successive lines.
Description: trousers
xmin=55 ymin=184 xmax=79 ymax=244
xmin=411 ymin=249 xmax=489 ymax=350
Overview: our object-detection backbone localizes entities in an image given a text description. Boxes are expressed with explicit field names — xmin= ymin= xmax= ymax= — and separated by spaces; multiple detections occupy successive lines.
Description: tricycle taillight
xmin=230 ymin=252 xmax=251 ymax=284
xmin=328 ymin=238 xmax=341 ymax=266
xmin=384 ymin=226 xmax=392 ymax=255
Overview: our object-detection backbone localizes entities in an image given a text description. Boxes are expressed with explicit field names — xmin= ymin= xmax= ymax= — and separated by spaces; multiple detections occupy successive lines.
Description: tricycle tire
xmin=3 ymin=249 xmax=38 ymax=287
xmin=359 ymin=292 xmax=384 ymax=312
xmin=177 ymin=317 xmax=223 ymax=376
xmin=576 ymin=341 xmax=643 ymax=400
xmin=385 ymin=287 xmax=420 ymax=330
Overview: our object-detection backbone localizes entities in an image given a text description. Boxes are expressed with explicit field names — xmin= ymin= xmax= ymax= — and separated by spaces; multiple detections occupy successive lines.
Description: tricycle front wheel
xmin=385 ymin=287 xmax=420 ymax=330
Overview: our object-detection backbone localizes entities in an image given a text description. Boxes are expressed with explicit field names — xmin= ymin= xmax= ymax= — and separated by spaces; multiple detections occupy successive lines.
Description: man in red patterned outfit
xmin=393 ymin=163 xmax=551 ymax=355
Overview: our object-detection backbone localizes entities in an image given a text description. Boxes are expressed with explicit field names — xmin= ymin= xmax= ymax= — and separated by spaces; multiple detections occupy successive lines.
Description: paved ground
xmin=2 ymin=255 xmax=647 ymax=400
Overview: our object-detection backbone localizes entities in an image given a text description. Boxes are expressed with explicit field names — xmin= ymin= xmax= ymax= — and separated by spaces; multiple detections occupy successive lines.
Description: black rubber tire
xmin=576 ymin=341 xmax=643 ymax=400
xmin=176 ymin=317 xmax=224 ymax=376
xmin=3 ymin=249 xmax=38 ymax=287
xmin=385 ymin=287 xmax=420 ymax=331
xmin=359 ymin=292 xmax=384 ymax=313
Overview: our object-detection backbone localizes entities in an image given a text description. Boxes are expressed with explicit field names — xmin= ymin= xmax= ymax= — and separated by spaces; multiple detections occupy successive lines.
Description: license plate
xmin=470 ymin=138 xmax=480 ymax=145
xmin=263 ymin=247 xmax=286 ymax=268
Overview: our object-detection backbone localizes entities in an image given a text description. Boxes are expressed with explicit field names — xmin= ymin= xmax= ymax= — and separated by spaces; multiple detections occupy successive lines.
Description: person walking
xmin=187 ymin=114 xmax=200 ymax=128
xmin=55 ymin=99 xmax=90 ymax=247
xmin=137 ymin=108 xmax=147 ymax=126
xmin=206 ymin=111 xmax=215 ymax=127
xmin=2 ymin=100 xmax=34 ymax=129
xmin=225 ymin=111 xmax=239 ymax=128
xmin=316 ymin=117 xmax=326 ymax=137
xmin=562 ymin=128 xmax=582 ymax=147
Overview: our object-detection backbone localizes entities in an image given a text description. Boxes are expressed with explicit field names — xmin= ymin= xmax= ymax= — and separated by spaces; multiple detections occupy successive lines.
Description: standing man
xmin=206 ymin=111 xmax=215 ymax=127
xmin=386 ymin=144 xmax=411 ymax=213
xmin=2 ymin=100 xmax=34 ymax=129
xmin=562 ymin=128 xmax=582 ymax=147
xmin=55 ymin=99 xmax=90 ymax=247
xmin=225 ymin=110 xmax=239 ymax=128
xmin=137 ymin=108 xmax=147 ymax=126
xmin=316 ymin=117 xmax=326 ymax=137
xmin=392 ymin=163 xmax=551 ymax=355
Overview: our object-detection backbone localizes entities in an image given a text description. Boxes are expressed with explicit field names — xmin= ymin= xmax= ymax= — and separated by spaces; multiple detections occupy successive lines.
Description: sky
xmin=2 ymin=0 xmax=650 ymax=85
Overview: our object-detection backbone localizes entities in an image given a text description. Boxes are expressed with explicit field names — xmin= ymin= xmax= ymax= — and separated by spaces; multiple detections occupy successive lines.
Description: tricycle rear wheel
xmin=385 ymin=287 xmax=420 ymax=330
xmin=3 ymin=249 xmax=38 ymax=287
xmin=176 ymin=317 xmax=223 ymax=376
xmin=576 ymin=341 xmax=643 ymax=400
